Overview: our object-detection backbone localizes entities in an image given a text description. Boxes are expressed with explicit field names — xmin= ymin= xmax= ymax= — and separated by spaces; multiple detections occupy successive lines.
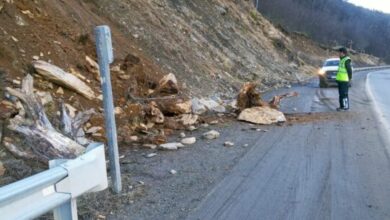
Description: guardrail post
xmin=50 ymin=159 xmax=77 ymax=220
xmin=95 ymin=25 xmax=122 ymax=193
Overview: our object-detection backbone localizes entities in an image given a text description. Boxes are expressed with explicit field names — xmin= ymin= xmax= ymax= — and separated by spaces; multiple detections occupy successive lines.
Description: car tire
xmin=319 ymin=79 xmax=328 ymax=88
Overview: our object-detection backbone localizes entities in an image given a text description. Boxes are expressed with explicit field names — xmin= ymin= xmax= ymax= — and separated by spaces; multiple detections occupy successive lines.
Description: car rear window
xmin=324 ymin=60 xmax=339 ymax=66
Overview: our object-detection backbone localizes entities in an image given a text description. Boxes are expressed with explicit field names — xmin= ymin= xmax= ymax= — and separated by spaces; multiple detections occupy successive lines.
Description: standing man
xmin=336 ymin=47 xmax=352 ymax=111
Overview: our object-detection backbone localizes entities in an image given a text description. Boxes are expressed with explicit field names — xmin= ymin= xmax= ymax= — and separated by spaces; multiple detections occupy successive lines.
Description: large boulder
xmin=238 ymin=107 xmax=286 ymax=125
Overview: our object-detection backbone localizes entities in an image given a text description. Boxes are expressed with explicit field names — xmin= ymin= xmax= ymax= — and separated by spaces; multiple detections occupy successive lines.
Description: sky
xmin=347 ymin=0 xmax=390 ymax=14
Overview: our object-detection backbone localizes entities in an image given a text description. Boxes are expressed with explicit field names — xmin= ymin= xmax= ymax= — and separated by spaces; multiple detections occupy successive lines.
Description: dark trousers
xmin=337 ymin=81 xmax=349 ymax=109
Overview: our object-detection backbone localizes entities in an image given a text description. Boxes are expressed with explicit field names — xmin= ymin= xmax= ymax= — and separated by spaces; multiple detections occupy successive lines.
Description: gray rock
xmin=203 ymin=130 xmax=220 ymax=140
xmin=159 ymin=142 xmax=184 ymax=150
xmin=181 ymin=137 xmax=196 ymax=145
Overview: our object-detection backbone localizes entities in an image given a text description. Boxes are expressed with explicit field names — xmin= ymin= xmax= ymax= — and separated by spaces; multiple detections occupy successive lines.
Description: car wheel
xmin=319 ymin=79 xmax=328 ymax=88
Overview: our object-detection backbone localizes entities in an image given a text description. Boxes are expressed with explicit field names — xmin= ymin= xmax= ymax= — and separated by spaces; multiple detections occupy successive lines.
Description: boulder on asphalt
xmin=159 ymin=142 xmax=184 ymax=150
xmin=203 ymin=130 xmax=220 ymax=140
xmin=181 ymin=137 xmax=196 ymax=145
xmin=238 ymin=107 xmax=286 ymax=125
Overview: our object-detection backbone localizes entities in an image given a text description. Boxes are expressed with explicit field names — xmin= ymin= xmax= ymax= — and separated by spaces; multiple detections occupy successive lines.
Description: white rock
xmin=56 ymin=87 xmax=64 ymax=95
xmin=170 ymin=169 xmax=177 ymax=175
xmin=159 ymin=142 xmax=184 ymax=150
xmin=243 ymin=144 xmax=249 ymax=147
xmin=224 ymin=141 xmax=235 ymax=147
xmin=181 ymin=137 xmax=196 ymax=145
xmin=64 ymin=103 xmax=77 ymax=118
xmin=32 ymin=56 xmax=39 ymax=60
xmin=179 ymin=132 xmax=186 ymax=138
xmin=129 ymin=136 xmax=139 ymax=142
xmin=203 ymin=130 xmax=220 ymax=140
xmin=210 ymin=120 xmax=219 ymax=125
xmin=187 ymin=126 xmax=197 ymax=131
xmin=114 ymin=107 xmax=123 ymax=115
xmin=12 ymin=79 xmax=21 ymax=85
xmin=143 ymin=144 xmax=157 ymax=150
xmin=238 ymin=107 xmax=286 ymax=125
xmin=36 ymin=91 xmax=53 ymax=105
xmin=86 ymin=126 xmax=102 ymax=134
xmin=191 ymin=98 xmax=207 ymax=115
xmin=179 ymin=114 xmax=199 ymax=126
xmin=11 ymin=36 xmax=18 ymax=42
xmin=145 ymin=153 xmax=157 ymax=158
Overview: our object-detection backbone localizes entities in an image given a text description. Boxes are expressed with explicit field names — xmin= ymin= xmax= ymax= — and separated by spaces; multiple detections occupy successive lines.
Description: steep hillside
xmin=257 ymin=0 xmax=390 ymax=62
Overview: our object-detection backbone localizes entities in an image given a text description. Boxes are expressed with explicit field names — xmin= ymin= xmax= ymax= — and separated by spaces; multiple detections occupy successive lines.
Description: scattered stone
xmin=143 ymin=144 xmax=157 ymax=150
xmin=155 ymin=73 xmax=178 ymax=95
xmin=243 ymin=144 xmax=249 ymax=147
xmin=179 ymin=132 xmax=186 ymax=138
xmin=85 ymin=126 xmax=102 ymax=134
xmin=145 ymin=102 xmax=164 ymax=124
xmin=203 ymin=130 xmax=220 ymax=140
xmin=129 ymin=136 xmax=139 ymax=142
xmin=32 ymin=56 xmax=39 ymax=60
xmin=159 ymin=142 xmax=184 ymax=150
xmin=97 ymin=94 xmax=103 ymax=101
xmin=191 ymin=98 xmax=207 ymax=115
xmin=224 ymin=141 xmax=235 ymax=147
xmin=36 ymin=91 xmax=53 ymax=105
xmin=179 ymin=114 xmax=198 ymax=126
xmin=145 ymin=153 xmax=157 ymax=158
xmin=114 ymin=107 xmax=124 ymax=115
xmin=187 ymin=126 xmax=196 ymax=131
xmin=170 ymin=169 xmax=177 ymax=175
xmin=199 ymin=98 xmax=226 ymax=113
xmin=64 ymin=103 xmax=77 ymax=118
xmin=181 ymin=137 xmax=196 ymax=145
xmin=138 ymin=181 xmax=145 ymax=185
xmin=56 ymin=87 xmax=64 ymax=95
xmin=15 ymin=15 xmax=28 ymax=26
xmin=210 ymin=120 xmax=219 ymax=125
xmin=12 ymin=79 xmax=21 ymax=85
xmin=238 ymin=107 xmax=286 ymax=125
xmin=11 ymin=36 xmax=18 ymax=42
xmin=201 ymin=123 xmax=209 ymax=128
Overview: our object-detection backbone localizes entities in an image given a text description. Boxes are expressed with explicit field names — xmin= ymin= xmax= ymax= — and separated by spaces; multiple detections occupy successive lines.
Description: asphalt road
xmin=187 ymin=70 xmax=390 ymax=220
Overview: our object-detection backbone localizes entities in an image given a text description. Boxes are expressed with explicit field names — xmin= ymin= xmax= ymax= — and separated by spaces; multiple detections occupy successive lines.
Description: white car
xmin=318 ymin=58 xmax=339 ymax=88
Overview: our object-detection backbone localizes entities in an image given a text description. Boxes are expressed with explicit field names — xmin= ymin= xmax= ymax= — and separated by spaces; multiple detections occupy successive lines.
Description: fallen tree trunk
xmin=33 ymin=60 xmax=96 ymax=100
xmin=5 ymin=74 xmax=86 ymax=162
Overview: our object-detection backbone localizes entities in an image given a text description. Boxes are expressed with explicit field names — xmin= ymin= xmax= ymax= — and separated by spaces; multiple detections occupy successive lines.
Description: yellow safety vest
xmin=336 ymin=56 xmax=351 ymax=82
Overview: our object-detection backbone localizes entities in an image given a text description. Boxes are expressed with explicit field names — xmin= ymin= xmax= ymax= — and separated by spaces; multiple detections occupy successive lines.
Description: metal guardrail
xmin=354 ymin=65 xmax=390 ymax=72
xmin=0 ymin=143 xmax=108 ymax=220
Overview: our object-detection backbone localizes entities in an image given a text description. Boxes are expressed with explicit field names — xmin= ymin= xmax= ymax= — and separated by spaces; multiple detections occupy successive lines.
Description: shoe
xmin=336 ymin=107 xmax=349 ymax=111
